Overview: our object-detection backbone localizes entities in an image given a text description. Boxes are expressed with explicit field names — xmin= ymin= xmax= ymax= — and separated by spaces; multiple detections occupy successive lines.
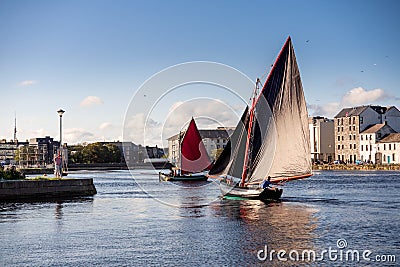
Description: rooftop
xmin=378 ymin=133 xmax=400 ymax=143
xmin=335 ymin=105 xmax=388 ymax=118
xmin=167 ymin=129 xmax=233 ymax=141
xmin=361 ymin=124 xmax=386 ymax=134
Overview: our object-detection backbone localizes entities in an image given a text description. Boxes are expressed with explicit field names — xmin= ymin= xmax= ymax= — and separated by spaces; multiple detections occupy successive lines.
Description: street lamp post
xmin=57 ymin=109 xmax=65 ymax=176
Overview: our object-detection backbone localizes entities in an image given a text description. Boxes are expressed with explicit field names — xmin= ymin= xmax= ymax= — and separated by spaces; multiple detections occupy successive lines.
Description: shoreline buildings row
xmin=2 ymin=105 xmax=400 ymax=167
xmin=310 ymin=105 xmax=400 ymax=164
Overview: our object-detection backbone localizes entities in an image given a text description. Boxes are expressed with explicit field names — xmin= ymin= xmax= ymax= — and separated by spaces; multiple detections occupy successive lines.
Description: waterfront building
xmin=334 ymin=105 xmax=400 ymax=163
xmin=376 ymin=133 xmax=400 ymax=164
xmin=18 ymin=136 xmax=60 ymax=167
xmin=167 ymin=127 xmax=233 ymax=165
xmin=308 ymin=116 xmax=335 ymax=163
xmin=0 ymin=139 xmax=28 ymax=164
xmin=359 ymin=123 xmax=396 ymax=163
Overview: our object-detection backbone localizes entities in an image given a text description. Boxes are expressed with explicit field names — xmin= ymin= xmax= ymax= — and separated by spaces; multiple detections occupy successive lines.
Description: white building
xmin=359 ymin=124 xmax=395 ymax=163
xmin=167 ymin=127 xmax=233 ymax=165
xmin=376 ymin=133 xmax=400 ymax=164
xmin=334 ymin=105 xmax=400 ymax=163
xmin=309 ymin=116 xmax=335 ymax=163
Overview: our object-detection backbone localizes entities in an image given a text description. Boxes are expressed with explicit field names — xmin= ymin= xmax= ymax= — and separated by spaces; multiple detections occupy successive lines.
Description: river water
xmin=0 ymin=170 xmax=399 ymax=266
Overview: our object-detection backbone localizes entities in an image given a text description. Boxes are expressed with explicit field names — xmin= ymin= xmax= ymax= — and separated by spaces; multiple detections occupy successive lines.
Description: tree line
xmin=68 ymin=143 xmax=122 ymax=164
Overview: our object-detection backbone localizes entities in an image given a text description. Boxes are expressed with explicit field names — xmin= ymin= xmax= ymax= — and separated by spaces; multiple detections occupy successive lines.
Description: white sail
xmin=249 ymin=37 xmax=311 ymax=182
xmin=210 ymin=37 xmax=311 ymax=184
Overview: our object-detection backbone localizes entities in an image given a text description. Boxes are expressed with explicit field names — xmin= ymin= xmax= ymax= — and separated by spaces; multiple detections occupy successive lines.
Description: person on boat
xmin=54 ymin=154 xmax=62 ymax=178
xmin=260 ymin=176 xmax=272 ymax=189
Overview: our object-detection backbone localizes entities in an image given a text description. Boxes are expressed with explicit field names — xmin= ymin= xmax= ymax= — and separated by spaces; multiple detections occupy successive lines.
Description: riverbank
xmin=312 ymin=164 xmax=400 ymax=171
xmin=0 ymin=178 xmax=97 ymax=201
xmin=17 ymin=162 xmax=173 ymax=174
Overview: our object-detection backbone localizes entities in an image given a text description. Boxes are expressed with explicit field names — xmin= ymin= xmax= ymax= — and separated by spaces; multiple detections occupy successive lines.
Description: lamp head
xmin=57 ymin=109 xmax=65 ymax=116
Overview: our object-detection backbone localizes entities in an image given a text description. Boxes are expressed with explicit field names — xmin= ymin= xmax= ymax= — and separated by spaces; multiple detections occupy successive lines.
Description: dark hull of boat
xmin=220 ymin=181 xmax=283 ymax=201
xmin=159 ymin=172 xmax=208 ymax=182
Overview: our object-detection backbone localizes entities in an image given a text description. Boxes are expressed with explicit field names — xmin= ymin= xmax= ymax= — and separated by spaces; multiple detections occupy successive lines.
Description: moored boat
xmin=159 ymin=117 xmax=211 ymax=182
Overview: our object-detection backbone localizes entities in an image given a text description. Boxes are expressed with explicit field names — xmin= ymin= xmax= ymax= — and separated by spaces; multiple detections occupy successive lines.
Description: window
xmin=349 ymin=117 xmax=351 ymax=124
xmin=353 ymin=134 xmax=356 ymax=140
xmin=349 ymin=135 xmax=352 ymax=140
xmin=337 ymin=127 xmax=340 ymax=132
xmin=361 ymin=135 xmax=363 ymax=141
xmin=342 ymin=145 xmax=344 ymax=149
xmin=389 ymin=144 xmax=392 ymax=150
xmin=366 ymin=145 xmax=368 ymax=151
xmin=353 ymin=117 xmax=356 ymax=124
xmin=360 ymin=117 xmax=363 ymax=124
xmin=342 ymin=136 xmax=344 ymax=141
xmin=361 ymin=145 xmax=363 ymax=151
xmin=393 ymin=153 xmax=396 ymax=162
xmin=354 ymin=144 xmax=357 ymax=149
xmin=394 ymin=144 xmax=396 ymax=150
xmin=384 ymin=155 xmax=386 ymax=162
xmin=370 ymin=145 xmax=372 ymax=151
xmin=369 ymin=135 xmax=372 ymax=140
xmin=353 ymin=125 xmax=356 ymax=131
xmin=338 ymin=136 xmax=340 ymax=141
xmin=341 ymin=127 xmax=344 ymax=132
xmin=341 ymin=118 xmax=344 ymax=125
xmin=384 ymin=144 xmax=386 ymax=150
xmin=350 ymin=144 xmax=352 ymax=149
xmin=338 ymin=145 xmax=340 ymax=150
xmin=349 ymin=126 xmax=351 ymax=131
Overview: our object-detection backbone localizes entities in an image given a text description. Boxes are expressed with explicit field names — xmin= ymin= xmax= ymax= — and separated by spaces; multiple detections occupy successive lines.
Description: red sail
xmin=180 ymin=118 xmax=211 ymax=174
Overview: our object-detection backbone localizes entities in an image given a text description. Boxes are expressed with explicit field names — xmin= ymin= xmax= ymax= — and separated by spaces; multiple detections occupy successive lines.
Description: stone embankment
xmin=0 ymin=178 xmax=97 ymax=201
xmin=312 ymin=164 xmax=400 ymax=171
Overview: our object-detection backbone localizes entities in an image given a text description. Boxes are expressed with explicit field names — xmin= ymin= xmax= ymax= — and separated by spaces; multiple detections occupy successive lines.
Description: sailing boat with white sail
xmin=159 ymin=117 xmax=211 ymax=181
xmin=208 ymin=37 xmax=312 ymax=200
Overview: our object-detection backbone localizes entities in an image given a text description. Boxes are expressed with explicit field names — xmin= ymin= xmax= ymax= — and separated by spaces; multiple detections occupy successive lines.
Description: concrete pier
xmin=0 ymin=178 xmax=97 ymax=201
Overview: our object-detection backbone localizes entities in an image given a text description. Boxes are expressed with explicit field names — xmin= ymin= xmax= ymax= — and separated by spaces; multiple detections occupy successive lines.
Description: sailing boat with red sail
xmin=159 ymin=117 xmax=211 ymax=181
xmin=208 ymin=37 xmax=312 ymax=200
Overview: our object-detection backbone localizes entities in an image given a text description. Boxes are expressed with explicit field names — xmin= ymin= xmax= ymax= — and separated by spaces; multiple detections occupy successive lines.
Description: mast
xmin=240 ymin=80 xmax=259 ymax=187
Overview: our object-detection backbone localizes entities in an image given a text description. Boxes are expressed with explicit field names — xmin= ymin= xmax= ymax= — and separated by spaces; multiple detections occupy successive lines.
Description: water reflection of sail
xmin=211 ymin=201 xmax=317 ymax=266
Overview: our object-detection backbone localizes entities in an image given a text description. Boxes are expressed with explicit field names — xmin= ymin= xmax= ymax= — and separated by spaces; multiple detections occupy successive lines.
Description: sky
xmin=1 ymin=0 xmax=399 ymax=147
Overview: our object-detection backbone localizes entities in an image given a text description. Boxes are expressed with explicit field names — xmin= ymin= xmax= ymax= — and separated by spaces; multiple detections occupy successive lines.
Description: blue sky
xmin=1 ymin=0 xmax=399 ymax=146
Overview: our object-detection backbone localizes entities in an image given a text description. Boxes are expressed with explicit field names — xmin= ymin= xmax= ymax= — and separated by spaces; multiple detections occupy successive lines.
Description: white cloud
xmin=341 ymin=87 xmax=387 ymax=105
xmin=99 ymin=122 xmax=112 ymax=130
xmin=64 ymin=128 xmax=96 ymax=144
xmin=124 ymin=113 xmax=161 ymax=146
xmin=309 ymin=87 xmax=391 ymax=118
xmin=308 ymin=102 xmax=340 ymax=118
xmin=124 ymin=98 xmax=244 ymax=147
xmin=28 ymin=128 xmax=51 ymax=139
xmin=80 ymin=96 xmax=103 ymax=107
xmin=18 ymin=80 xmax=38 ymax=86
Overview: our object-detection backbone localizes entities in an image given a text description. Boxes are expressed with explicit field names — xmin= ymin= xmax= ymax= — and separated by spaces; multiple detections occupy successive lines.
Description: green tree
xmin=68 ymin=143 xmax=122 ymax=164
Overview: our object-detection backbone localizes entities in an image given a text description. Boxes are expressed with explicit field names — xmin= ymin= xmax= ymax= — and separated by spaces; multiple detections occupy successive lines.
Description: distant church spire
xmin=13 ymin=111 xmax=17 ymax=142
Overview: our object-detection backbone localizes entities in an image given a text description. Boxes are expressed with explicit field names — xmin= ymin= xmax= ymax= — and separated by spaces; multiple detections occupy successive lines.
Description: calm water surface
xmin=0 ymin=170 xmax=399 ymax=266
